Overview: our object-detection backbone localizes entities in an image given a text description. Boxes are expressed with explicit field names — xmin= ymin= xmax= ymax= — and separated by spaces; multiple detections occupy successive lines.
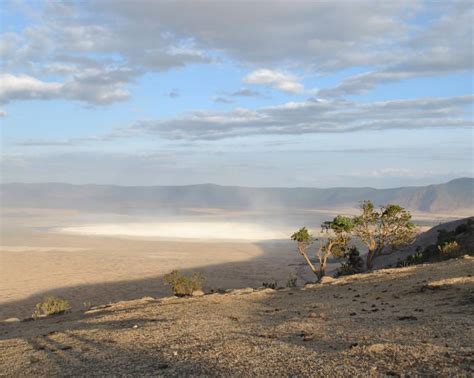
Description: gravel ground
xmin=1 ymin=256 xmax=473 ymax=376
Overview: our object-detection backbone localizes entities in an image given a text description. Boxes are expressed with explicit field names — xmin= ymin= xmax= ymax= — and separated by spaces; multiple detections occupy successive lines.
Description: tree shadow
xmin=0 ymin=240 xmax=327 ymax=319
xmin=1 ymin=257 xmax=472 ymax=375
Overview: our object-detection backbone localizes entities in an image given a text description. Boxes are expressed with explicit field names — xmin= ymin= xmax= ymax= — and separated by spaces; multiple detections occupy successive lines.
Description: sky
xmin=0 ymin=0 xmax=473 ymax=188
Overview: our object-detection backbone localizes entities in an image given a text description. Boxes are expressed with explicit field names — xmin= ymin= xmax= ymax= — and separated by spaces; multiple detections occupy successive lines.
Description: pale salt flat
xmin=56 ymin=222 xmax=290 ymax=241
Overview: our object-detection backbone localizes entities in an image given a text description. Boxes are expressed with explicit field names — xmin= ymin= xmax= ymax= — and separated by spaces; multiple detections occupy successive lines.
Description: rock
xmin=367 ymin=343 xmax=388 ymax=353
xmin=258 ymin=288 xmax=275 ymax=294
xmin=3 ymin=317 xmax=20 ymax=323
xmin=140 ymin=296 xmax=155 ymax=301
xmin=191 ymin=290 xmax=205 ymax=297
xmin=319 ymin=276 xmax=335 ymax=284
xmin=230 ymin=288 xmax=254 ymax=295
xmin=304 ymin=283 xmax=319 ymax=289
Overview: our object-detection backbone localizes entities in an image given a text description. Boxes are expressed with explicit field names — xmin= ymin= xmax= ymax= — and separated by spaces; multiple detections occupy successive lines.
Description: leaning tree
xmin=291 ymin=215 xmax=353 ymax=280
xmin=352 ymin=201 xmax=417 ymax=270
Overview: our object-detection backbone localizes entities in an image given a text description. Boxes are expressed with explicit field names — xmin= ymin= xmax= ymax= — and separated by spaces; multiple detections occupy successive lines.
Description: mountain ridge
xmin=1 ymin=177 xmax=473 ymax=214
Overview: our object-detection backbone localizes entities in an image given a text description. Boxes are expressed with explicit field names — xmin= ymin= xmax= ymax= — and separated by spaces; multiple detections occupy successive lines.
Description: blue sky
xmin=1 ymin=0 xmax=473 ymax=188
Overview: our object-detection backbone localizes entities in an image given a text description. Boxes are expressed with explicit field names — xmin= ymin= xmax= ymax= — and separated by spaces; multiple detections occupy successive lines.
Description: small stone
xmin=397 ymin=315 xmax=417 ymax=321
xmin=230 ymin=288 xmax=254 ymax=295
xmin=132 ymin=324 xmax=139 ymax=329
xmin=319 ymin=276 xmax=335 ymax=284
xmin=3 ymin=317 xmax=20 ymax=323
xmin=191 ymin=290 xmax=205 ymax=297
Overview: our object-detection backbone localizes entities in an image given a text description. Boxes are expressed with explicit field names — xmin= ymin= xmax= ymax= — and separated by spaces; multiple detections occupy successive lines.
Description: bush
xmin=438 ymin=241 xmax=462 ymax=259
xmin=262 ymin=280 xmax=278 ymax=289
xmin=163 ymin=270 xmax=205 ymax=296
xmin=397 ymin=251 xmax=424 ymax=267
xmin=336 ymin=247 xmax=364 ymax=276
xmin=286 ymin=273 xmax=297 ymax=288
xmin=34 ymin=296 xmax=71 ymax=318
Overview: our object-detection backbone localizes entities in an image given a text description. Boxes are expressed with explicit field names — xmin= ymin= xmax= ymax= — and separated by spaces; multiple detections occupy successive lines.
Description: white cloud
xmin=0 ymin=74 xmax=62 ymax=103
xmin=1 ymin=0 xmax=472 ymax=105
xmin=319 ymin=1 xmax=473 ymax=97
xmin=0 ymin=70 xmax=132 ymax=105
xmin=0 ymin=109 xmax=6 ymax=117
xmin=244 ymin=69 xmax=303 ymax=93
xmin=125 ymin=95 xmax=473 ymax=140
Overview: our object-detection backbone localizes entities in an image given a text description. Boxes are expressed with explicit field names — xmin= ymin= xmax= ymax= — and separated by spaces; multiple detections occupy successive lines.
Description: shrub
xmin=397 ymin=251 xmax=425 ymax=267
xmin=34 ymin=296 xmax=71 ymax=318
xmin=262 ymin=280 xmax=278 ymax=289
xmin=286 ymin=273 xmax=297 ymax=288
xmin=336 ymin=247 xmax=364 ymax=276
xmin=438 ymin=241 xmax=461 ymax=259
xmin=163 ymin=270 xmax=205 ymax=296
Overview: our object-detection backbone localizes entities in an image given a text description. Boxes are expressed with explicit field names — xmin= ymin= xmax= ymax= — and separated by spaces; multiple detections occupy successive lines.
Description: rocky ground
xmin=1 ymin=256 xmax=473 ymax=376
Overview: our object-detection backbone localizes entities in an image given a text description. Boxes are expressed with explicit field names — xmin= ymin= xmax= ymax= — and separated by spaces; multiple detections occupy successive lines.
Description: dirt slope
xmin=1 ymin=257 xmax=473 ymax=376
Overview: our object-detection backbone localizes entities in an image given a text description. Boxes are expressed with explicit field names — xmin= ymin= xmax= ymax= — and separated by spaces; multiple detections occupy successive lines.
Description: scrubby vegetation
xmin=262 ymin=280 xmax=278 ymax=289
xmin=397 ymin=218 xmax=473 ymax=267
xmin=335 ymin=246 xmax=364 ymax=277
xmin=163 ymin=270 xmax=205 ymax=296
xmin=33 ymin=296 xmax=71 ymax=318
xmin=292 ymin=201 xmax=416 ymax=279
xmin=286 ymin=273 xmax=298 ymax=288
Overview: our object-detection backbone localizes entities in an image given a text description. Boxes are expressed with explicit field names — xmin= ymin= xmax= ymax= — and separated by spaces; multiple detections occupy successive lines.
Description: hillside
xmin=1 ymin=178 xmax=473 ymax=214
xmin=1 ymin=257 xmax=472 ymax=376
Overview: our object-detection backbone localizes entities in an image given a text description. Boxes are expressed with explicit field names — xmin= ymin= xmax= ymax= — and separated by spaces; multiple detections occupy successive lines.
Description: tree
xmin=352 ymin=201 xmax=417 ymax=270
xmin=291 ymin=216 xmax=353 ymax=280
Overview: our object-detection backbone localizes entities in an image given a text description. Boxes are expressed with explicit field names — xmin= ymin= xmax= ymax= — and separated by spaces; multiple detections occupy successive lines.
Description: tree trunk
xmin=299 ymin=246 xmax=319 ymax=276
xmin=366 ymin=249 xmax=375 ymax=270
xmin=318 ymin=257 xmax=327 ymax=280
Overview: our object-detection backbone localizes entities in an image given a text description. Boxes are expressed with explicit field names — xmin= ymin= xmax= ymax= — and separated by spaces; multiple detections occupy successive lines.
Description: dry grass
xmin=1 ymin=256 xmax=472 ymax=376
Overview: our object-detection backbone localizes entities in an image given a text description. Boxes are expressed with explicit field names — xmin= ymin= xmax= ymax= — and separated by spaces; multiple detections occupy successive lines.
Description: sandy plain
xmin=0 ymin=256 xmax=472 ymax=376
xmin=0 ymin=206 xmax=462 ymax=320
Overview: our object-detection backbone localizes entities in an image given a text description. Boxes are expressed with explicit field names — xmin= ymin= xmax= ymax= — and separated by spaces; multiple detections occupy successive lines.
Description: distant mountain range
xmin=1 ymin=178 xmax=473 ymax=214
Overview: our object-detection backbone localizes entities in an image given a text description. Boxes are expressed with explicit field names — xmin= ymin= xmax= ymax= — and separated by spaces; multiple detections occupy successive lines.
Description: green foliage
xmin=34 ymin=296 xmax=71 ymax=318
xmin=336 ymin=246 xmax=364 ymax=276
xmin=322 ymin=215 xmax=354 ymax=234
xmin=291 ymin=227 xmax=313 ymax=244
xmin=397 ymin=251 xmax=425 ymax=267
xmin=352 ymin=201 xmax=417 ymax=269
xmin=286 ymin=273 xmax=298 ymax=288
xmin=262 ymin=280 xmax=278 ymax=289
xmin=163 ymin=270 xmax=205 ymax=296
